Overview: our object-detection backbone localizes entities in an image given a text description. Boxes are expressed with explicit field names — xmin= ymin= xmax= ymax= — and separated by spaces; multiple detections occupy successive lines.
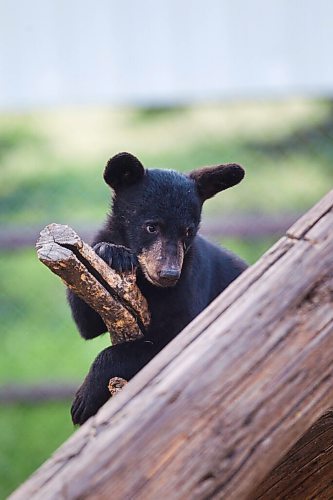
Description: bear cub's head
xmin=104 ymin=152 xmax=244 ymax=288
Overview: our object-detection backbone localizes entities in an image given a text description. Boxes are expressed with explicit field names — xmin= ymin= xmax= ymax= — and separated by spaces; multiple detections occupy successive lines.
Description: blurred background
xmin=1 ymin=0 xmax=333 ymax=496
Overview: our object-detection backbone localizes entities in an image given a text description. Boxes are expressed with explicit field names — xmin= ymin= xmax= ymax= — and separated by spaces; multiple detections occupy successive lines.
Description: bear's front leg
xmin=71 ymin=338 xmax=157 ymax=425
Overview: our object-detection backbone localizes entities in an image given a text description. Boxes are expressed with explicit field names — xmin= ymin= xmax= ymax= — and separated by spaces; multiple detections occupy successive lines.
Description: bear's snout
xmin=158 ymin=267 xmax=181 ymax=287
xmin=138 ymin=239 xmax=184 ymax=288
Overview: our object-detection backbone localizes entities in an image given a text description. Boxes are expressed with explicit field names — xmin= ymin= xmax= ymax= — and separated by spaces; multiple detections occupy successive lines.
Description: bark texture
xmin=252 ymin=410 xmax=333 ymax=499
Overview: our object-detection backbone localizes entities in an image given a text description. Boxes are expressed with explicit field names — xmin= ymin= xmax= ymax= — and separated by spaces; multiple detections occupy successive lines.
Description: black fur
xmin=68 ymin=153 xmax=247 ymax=425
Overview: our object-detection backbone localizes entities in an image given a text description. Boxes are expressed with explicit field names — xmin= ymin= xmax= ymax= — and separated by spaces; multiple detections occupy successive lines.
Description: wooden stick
xmin=36 ymin=223 xmax=150 ymax=345
xmin=11 ymin=191 xmax=333 ymax=500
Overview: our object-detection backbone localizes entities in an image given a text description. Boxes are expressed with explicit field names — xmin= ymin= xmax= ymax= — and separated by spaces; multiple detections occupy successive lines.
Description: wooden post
xmin=10 ymin=190 xmax=333 ymax=500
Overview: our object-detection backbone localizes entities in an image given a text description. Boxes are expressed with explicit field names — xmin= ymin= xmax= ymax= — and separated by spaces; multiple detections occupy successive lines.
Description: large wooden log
xmin=36 ymin=223 xmax=150 ymax=344
xmin=11 ymin=190 xmax=333 ymax=500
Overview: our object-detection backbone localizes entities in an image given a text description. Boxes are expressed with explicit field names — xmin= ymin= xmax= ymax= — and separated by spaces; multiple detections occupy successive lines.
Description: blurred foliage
xmin=1 ymin=248 xmax=110 ymax=383
xmin=0 ymin=404 xmax=73 ymax=499
xmin=1 ymin=99 xmax=332 ymax=227
xmin=0 ymin=99 xmax=332 ymax=496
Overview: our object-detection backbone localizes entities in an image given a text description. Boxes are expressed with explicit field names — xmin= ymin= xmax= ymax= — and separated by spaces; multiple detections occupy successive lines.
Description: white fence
xmin=0 ymin=0 xmax=333 ymax=109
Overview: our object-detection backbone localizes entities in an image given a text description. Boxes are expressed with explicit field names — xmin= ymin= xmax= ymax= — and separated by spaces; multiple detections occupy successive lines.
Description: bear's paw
xmin=94 ymin=242 xmax=138 ymax=273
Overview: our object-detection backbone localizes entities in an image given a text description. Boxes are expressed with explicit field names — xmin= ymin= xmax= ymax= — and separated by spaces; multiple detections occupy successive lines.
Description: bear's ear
xmin=104 ymin=152 xmax=145 ymax=190
xmin=189 ymin=163 xmax=245 ymax=201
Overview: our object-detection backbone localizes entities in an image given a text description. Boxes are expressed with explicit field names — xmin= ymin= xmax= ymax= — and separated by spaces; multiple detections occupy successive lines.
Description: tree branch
xmin=36 ymin=223 xmax=150 ymax=345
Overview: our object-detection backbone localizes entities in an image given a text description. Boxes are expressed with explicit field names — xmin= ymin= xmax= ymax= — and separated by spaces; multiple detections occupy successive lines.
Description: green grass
xmin=0 ymin=403 xmax=73 ymax=499
xmin=1 ymin=248 xmax=110 ymax=383
xmin=1 ymin=98 xmax=333 ymax=496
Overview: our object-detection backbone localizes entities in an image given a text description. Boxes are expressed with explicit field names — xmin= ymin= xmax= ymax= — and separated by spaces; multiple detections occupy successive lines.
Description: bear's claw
xmin=71 ymin=380 xmax=110 ymax=425
xmin=93 ymin=242 xmax=138 ymax=273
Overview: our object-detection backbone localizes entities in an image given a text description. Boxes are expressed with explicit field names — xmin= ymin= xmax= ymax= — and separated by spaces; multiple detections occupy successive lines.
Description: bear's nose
xmin=159 ymin=268 xmax=181 ymax=284
xmin=159 ymin=268 xmax=181 ymax=279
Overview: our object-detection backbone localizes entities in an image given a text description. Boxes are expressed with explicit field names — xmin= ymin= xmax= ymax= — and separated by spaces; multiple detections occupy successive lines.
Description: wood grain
xmin=36 ymin=223 xmax=150 ymax=344
xmin=251 ymin=410 xmax=333 ymax=499
xmin=11 ymin=190 xmax=333 ymax=500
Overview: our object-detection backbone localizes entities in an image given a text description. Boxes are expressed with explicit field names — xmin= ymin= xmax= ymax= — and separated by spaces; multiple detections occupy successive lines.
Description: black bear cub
xmin=68 ymin=152 xmax=247 ymax=425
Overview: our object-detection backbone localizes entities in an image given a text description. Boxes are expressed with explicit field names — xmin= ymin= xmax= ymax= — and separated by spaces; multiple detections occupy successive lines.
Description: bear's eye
xmin=185 ymin=227 xmax=194 ymax=238
xmin=146 ymin=224 xmax=158 ymax=234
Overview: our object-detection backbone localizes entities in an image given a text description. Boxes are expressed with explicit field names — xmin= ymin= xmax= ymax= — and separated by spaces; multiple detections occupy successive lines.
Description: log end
xmin=36 ymin=242 xmax=74 ymax=263
xmin=36 ymin=223 xmax=82 ymax=250
xmin=108 ymin=377 xmax=128 ymax=396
